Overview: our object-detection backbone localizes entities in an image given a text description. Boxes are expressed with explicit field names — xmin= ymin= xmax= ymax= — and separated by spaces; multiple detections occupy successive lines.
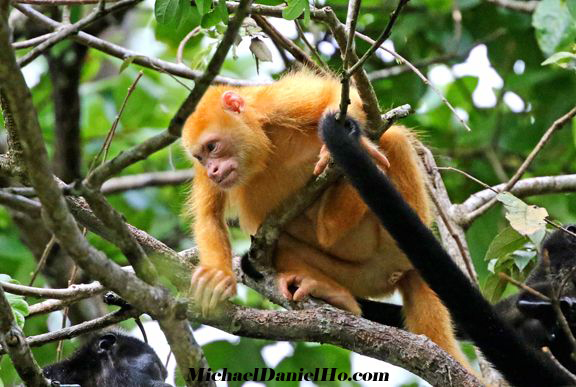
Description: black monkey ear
xmin=97 ymin=333 xmax=117 ymax=353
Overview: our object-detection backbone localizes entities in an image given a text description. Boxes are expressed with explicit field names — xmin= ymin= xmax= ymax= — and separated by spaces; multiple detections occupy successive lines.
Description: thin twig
xmin=427 ymin=181 xmax=477 ymax=281
xmin=12 ymin=33 xmax=56 ymax=49
xmin=503 ymin=105 xmax=576 ymax=193
xmin=28 ymin=235 xmax=56 ymax=286
xmin=454 ymin=174 xmax=576 ymax=226
xmin=486 ymin=0 xmax=538 ymax=13
xmin=498 ymin=272 xmax=550 ymax=301
xmin=1 ymin=280 xmax=103 ymax=300
xmin=543 ymin=250 xmax=576 ymax=358
xmin=371 ymin=44 xmax=472 ymax=132
xmin=337 ymin=0 xmax=361 ymax=122
xmin=0 ymin=287 xmax=50 ymax=386
xmin=177 ymin=27 xmax=201 ymax=65
xmin=88 ymin=71 xmax=144 ymax=172
xmin=542 ymin=347 xmax=576 ymax=384
xmin=437 ymin=166 xmax=494 ymax=190
xmin=1 ymin=308 xmax=140 ymax=354
xmin=17 ymin=0 xmax=143 ymax=67
xmin=462 ymin=105 xmax=576 ymax=223
xmin=13 ymin=4 xmax=259 ymax=86
xmin=253 ymin=15 xmax=325 ymax=74
xmin=347 ymin=0 xmax=409 ymax=76
xmin=294 ymin=20 xmax=328 ymax=70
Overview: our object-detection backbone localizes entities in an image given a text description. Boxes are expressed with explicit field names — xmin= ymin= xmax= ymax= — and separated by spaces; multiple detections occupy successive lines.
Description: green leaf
xmin=154 ymin=0 xmax=182 ymax=25
xmin=496 ymin=192 xmax=548 ymax=236
xmin=513 ymin=250 xmax=537 ymax=271
xmin=2 ymin=282 xmax=29 ymax=329
xmin=119 ymin=55 xmax=146 ymax=73
xmin=568 ymin=0 xmax=576 ymax=18
xmin=282 ymin=0 xmax=307 ymax=20
xmin=483 ymin=273 xmax=507 ymax=303
xmin=532 ymin=0 xmax=576 ymax=56
xmin=196 ymin=0 xmax=212 ymax=16
xmin=542 ymin=51 xmax=576 ymax=69
xmin=201 ymin=11 xmax=221 ymax=28
xmin=484 ymin=226 xmax=528 ymax=261
xmin=217 ymin=0 xmax=228 ymax=24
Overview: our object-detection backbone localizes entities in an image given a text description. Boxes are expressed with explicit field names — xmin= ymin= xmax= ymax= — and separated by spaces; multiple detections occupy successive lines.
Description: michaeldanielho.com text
xmin=189 ymin=368 xmax=390 ymax=383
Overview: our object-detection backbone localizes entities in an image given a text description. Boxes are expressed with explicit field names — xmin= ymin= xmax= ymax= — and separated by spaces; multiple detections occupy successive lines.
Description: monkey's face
xmin=191 ymin=131 xmax=240 ymax=189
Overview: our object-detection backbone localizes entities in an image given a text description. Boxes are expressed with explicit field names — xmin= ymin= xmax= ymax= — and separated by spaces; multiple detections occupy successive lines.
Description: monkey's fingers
xmin=207 ymin=275 xmax=236 ymax=311
xmin=278 ymin=273 xmax=302 ymax=300
xmin=359 ymin=137 xmax=390 ymax=170
xmin=200 ymin=270 xmax=227 ymax=316
xmin=314 ymin=145 xmax=331 ymax=175
xmin=191 ymin=267 xmax=236 ymax=316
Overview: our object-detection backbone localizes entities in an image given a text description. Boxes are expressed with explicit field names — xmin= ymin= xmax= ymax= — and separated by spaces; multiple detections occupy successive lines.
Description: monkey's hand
xmin=278 ymin=273 xmax=361 ymax=315
xmin=190 ymin=266 xmax=237 ymax=316
xmin=314 ymin=120 xmax=390 ymax=175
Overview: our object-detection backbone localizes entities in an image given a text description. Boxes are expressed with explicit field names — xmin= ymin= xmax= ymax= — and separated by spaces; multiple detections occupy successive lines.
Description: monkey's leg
xmin=315 ymin=182 xmax=368 ymax=247
xmin=275 ymin=241 xmax=361 ymax=315
xmin=398 ymin=270 xmax=472 ymax=370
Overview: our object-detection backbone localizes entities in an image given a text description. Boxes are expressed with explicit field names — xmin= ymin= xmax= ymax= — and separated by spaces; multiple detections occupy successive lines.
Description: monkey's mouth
xmin=217 ymin=170 xmax=239 ymax=189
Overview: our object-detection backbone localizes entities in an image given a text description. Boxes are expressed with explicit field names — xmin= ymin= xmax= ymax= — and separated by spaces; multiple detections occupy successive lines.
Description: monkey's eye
xmin=193 ymin=154 xmax=203 ymax=162
xmin=206 ymin=142 xmax=218 ymax=153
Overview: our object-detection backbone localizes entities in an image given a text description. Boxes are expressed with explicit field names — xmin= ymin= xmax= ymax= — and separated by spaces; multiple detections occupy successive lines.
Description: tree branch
xmin=459 ymin=105 xmax=576 ymax=224
xmin=486 ymin=0 xmax=538 ymax=13
xmin=12 ymin=3 xmax=259 ymax=86
xmin=0 ymin=286 xmax=49 ymax=386
xmin=17 ymin=0 xmax=143 ymax=67
xmin=453 ymin=174 xmax=576 ymax=226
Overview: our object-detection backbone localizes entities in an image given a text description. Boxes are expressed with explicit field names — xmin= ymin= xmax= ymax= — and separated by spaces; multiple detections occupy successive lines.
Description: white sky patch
xmin=351 ymin=353 xmax=431 ymax=387
xmin=504 ymin=91 xmax=525 ymax=112
xmin=375 ymin=40 xmax=396 ymax=63
xmin=269 ymin=17 xmax=298 ymax=40
xmin=428 ymin=64 xmax=455 ymax=87
xmin=319 ymin=41 xmax=336 ymax=56
xmin=21 ymin=57 xmax=46 ymax=88
xmin=452 ymin=45 xmax=503 ymax=108
xmin=513 ymin=59 xmax=526 ymax=75
xmin=454 ymin=107 xmax=470 ymax=122
xmin=262 ymin=342 xmax=294 ymax=367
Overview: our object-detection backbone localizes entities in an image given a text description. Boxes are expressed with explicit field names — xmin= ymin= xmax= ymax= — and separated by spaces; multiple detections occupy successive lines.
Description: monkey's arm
xmin=190 ymin=169 xmax=236 ymax=314
xmin=320 ymin=112 xmax=574 ymax=386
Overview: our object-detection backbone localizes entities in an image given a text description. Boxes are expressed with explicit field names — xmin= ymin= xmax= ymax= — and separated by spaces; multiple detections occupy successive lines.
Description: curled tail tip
xmin=319 ymin=112 xmax=361 ymax=147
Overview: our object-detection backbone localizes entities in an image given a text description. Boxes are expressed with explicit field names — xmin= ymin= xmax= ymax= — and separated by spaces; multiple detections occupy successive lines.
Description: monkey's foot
xmin=277 ymin=273 xmax=361 ymax=315
xmin=190 ymin=266 xmax=237 ymax=316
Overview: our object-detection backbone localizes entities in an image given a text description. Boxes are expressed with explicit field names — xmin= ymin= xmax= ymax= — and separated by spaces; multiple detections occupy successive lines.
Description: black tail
xmin=320 ymin=112 xmax=574 ymax=386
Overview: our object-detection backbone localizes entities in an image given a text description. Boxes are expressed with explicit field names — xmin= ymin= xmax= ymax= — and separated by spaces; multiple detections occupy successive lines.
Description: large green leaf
xmin=532 ymin=0 xmax=576 ymax=56
xmin=154 ymin=0 xmax=181 ymax=25
xmin=282 ymin=0 xmax=307 ymax=20
xmin=484 ymin=226 xmax=528 ymax=262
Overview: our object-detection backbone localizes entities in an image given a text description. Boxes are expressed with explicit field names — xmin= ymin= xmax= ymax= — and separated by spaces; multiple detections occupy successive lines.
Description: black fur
xmin=320 ymin=112 xmax=574 ymax=386
xmin=359 ymin=227 xmax=576 ymax=370
xmin=495 ymin=226 xmax=576 ymax=374
xmin=43 ymin=331 xmax=171 ymax=387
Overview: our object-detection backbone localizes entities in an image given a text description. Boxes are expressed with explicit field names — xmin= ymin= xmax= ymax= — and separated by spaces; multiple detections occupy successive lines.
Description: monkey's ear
xmin=97 ymin=333 xmax=117 ymax=353
xmin=221 ymin=91 xmax=245 ymax=114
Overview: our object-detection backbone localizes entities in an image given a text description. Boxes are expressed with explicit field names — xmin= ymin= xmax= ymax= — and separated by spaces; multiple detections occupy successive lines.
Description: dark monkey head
xmin=43 ymin=331 xmax=171 ymax=387
xmin=528 ymin=225 xmax=576 ymax=286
